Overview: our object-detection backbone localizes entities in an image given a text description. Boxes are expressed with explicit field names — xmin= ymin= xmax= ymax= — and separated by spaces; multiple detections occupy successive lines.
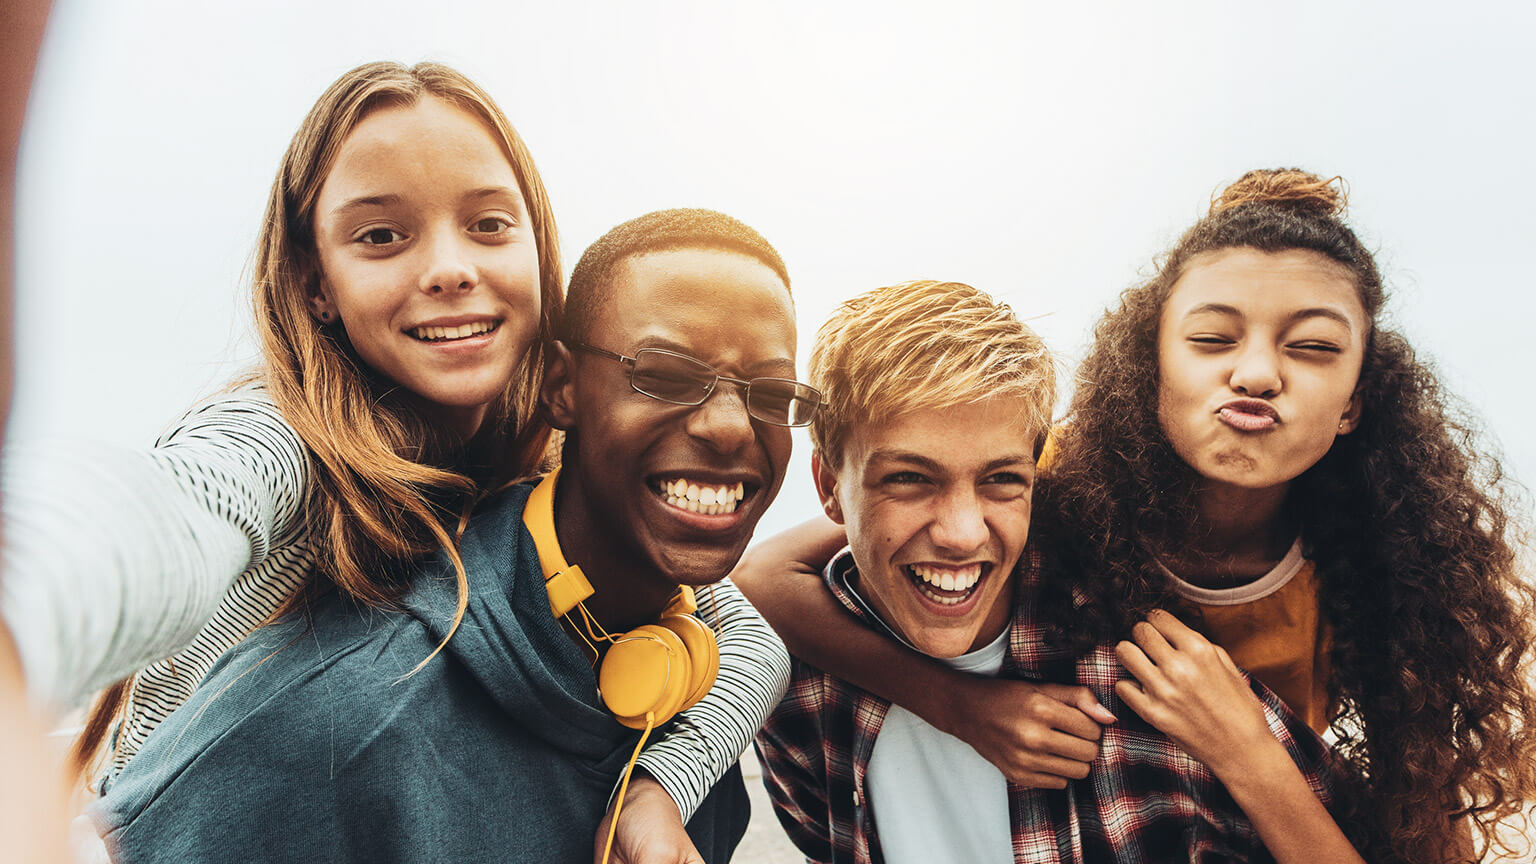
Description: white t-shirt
xmin=866 ymin=627 xmax=1012 ymax=863
xmin=826 ymin=547 xmax=1016 ymax=864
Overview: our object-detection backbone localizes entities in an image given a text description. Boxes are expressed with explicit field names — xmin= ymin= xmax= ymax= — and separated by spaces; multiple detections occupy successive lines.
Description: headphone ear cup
xmin=598 ymin=625 xmax=691 ymax=730
xmin=659 ymin=613 xmax=719 ymax=708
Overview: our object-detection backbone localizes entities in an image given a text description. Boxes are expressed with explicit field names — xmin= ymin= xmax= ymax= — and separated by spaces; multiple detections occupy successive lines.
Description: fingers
xmin=1142 ymin=608 xmax=1202 ymax=650
xmin=1001 ymin=737 xmax=1095 ymax=785
xmin=1113 ymin=679 xmax=1156 ymax=725
xmin=1128 ymin=615 xmax=1177 ymax=665
xmin=1035 ymin=682 xmax=1116 ymax=726
xmin=1114 ymin=639 xmax=1160 ymax=689
xmin=1023 ymin=689 xmax=1104 ymax=743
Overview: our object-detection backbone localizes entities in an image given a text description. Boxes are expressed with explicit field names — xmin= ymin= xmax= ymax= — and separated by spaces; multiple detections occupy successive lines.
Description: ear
xmin=307 ymin=276 xmax=339 ymax=325
xmin=1336 ymin=390 xmax=1364 ymax=435
xmin=541 ymin=340 xmax=579 ymax=431
xmin=811 ymin=451 xmax=846 ymax=525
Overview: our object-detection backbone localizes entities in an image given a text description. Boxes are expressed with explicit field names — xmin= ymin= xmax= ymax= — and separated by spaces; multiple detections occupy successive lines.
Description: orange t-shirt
xmin=1039 ymin=433 xmax=1332 ymax=732
xmin=1165 ymin=542 xmax=1334 ymax=735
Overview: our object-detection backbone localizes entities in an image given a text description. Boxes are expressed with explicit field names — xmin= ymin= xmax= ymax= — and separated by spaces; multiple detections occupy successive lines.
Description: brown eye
xmin=359 ymin=228 xmax=403 ymax=245
xmin=471 ymin=216 xmax=511 ymax=234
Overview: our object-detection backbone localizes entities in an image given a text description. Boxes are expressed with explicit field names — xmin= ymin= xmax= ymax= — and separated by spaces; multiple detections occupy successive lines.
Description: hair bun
xmin=1211 ymin=168 xmax=1346 ymax=217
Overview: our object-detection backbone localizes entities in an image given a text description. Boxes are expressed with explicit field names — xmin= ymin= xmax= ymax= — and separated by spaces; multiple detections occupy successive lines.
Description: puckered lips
xmin=1216 ymin=398 xmax=1281 ymax=432
xmin=405 ymin=315 xmax=503 ymax=345
xmin=648 ymin=471 xmax=761 ymax=532
xmin=902 ymin=560 xmax=992 ymax=615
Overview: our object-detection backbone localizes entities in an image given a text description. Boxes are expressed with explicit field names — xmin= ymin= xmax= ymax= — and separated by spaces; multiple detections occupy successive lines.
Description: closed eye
xmin=984 ymin=471 xmax=1030 ymax=486
xmin=1187 ymin=335 xmax=1235 ymax=346
xmin=1289 ymin=342 xmax=1342 ymax=354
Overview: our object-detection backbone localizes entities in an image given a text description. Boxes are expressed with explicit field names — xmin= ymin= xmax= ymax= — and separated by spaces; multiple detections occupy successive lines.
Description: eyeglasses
xmin=569 ymin=342 xmax=822 ymax=427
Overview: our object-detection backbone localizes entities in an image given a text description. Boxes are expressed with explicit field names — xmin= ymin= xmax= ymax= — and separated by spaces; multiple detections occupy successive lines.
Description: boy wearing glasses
xmin=752 ymin=281 xmax=1342 ymax=863
xmin=93 ymin=210 xmax=813 ymax=864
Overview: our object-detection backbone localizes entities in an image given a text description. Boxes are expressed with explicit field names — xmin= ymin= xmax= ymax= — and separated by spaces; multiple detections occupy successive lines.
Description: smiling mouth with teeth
xmin=653 ymin=478 xmax=747 ymax=515
xmin=409 ymin=321 xmax=500 ymax=342
xmin=905 ymin=563 xmax=985 ymax=606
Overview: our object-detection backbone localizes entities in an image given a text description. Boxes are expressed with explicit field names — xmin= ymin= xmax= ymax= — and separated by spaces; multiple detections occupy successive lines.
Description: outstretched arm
xmin=733 ymin=517 xmax=1112 ymax=788
xmin=1116 ymin=609 xmax=1364 ymax=864
xmin=1 ymin=390 xmax=310 ymax=712
xmin=3 ymin=3 xmax=74 ymax=858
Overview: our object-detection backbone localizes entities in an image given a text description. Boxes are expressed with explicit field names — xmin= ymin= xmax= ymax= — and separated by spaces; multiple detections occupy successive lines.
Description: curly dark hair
xmin=1036 ymin=169 xmax=1536 ymax=862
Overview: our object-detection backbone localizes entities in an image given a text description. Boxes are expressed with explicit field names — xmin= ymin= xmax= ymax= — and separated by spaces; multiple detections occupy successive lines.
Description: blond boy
xmin=754 ymin=280 xmax=1341 ymax=864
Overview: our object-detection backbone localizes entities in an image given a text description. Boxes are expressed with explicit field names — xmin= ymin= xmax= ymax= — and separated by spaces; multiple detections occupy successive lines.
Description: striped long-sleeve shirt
xmin=2 ymin=383 xmax=788 ymax=817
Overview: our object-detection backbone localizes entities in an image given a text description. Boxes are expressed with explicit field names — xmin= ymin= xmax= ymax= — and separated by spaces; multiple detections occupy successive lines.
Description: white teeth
xmin=654 ymin=478 xmax=746 ymax=515
xmin=908 ymin=563 xmax=983 ymax=597
xmin=410 ymin=321 xmax=497 ymax=342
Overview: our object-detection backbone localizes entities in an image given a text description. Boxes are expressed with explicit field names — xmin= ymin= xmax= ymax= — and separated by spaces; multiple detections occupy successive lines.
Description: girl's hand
xmin=593 ymin=774 xmax=703 ymax=864
xmin=1113 ymin=609 xmax=1273 ymax=777
xmin=944 ymin=674 xmax=1116 ymax=789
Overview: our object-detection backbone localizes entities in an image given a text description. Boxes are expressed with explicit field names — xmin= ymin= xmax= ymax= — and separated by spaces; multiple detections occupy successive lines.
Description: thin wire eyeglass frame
xmin=567 ymin=342 xmax=822 ymax=427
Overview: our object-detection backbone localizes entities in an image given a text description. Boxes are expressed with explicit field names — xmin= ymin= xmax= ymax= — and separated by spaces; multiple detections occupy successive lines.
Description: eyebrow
xmin=866 ymin=449 xmax=1034 ymax=474
xmin=632 ymin=337 xmax=796 ymax=375
xmin=1183 ymin=302 xmax=1356 ymax=329
xmin=326 ymin=186 xmax=523 ymax=220
xmin=327 ymin=194 xmax=403 ymax=220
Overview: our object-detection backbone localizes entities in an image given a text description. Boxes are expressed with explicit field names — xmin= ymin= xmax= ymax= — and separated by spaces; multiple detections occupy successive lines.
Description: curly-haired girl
xmin=737 ymin=169 xmax=1536 ymax=862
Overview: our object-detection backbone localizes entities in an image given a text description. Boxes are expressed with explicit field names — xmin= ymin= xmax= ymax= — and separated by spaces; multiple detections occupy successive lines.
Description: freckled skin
xmin=817 ymin=399 xmax=1037 ymax=659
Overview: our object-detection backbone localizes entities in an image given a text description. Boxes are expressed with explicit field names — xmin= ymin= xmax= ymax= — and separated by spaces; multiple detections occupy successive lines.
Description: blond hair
xmin=808 ymin=280 xmax=1055 ymax=469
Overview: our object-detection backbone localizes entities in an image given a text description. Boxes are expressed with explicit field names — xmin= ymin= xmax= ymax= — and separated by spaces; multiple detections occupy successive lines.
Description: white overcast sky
xmin=12 ymin=0 xmax=1536 ymax=538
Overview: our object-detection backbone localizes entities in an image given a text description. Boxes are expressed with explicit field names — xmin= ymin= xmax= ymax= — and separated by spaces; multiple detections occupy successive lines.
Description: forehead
xmin=842 ymin=399 xmax=1039 ymax=472
xmin=1163 ymin=248 xmax=1367 ymax=331
xmin=317 ymin=96 xmax=518 ymax=209
xmin=593 ymin=247 xmax=797 ymax=367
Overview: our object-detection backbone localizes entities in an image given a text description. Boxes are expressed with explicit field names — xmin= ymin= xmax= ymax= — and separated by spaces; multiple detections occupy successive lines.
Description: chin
xmin=910 ymin=631 xmax=977 ymax=660
xmin=656 ymin=545 xmax=746 ymax=587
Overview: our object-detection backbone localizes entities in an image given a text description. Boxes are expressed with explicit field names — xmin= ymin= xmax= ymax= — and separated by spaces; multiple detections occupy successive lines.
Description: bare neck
xmin=551 ymin=473 xmax=675 ymax=634
xmin=1167 ymin=482 xmax=1295 ymax=588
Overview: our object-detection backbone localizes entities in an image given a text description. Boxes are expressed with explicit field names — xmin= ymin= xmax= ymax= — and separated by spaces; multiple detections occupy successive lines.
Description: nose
xmin=1229 ymin=343 xmax=1282 ymax=398
xmin=683 ymin=381 xmax=756 ymax=456
xmin=929 ymin=488 xmax=989 ymax=555
xmin=418 ymin=229 xmax=476 ymax=295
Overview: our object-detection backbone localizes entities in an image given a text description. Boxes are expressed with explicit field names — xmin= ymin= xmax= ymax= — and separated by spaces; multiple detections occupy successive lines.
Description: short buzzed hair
xmin=809 ymin=280 xmax=1056 ymax=469
xmin=560 ymin=208 xmax=791 ymax=343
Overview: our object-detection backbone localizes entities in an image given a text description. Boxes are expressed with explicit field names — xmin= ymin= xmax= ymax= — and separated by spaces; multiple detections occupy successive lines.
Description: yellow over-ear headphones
xmin=522 ymin=469 xmax=720 ymax=730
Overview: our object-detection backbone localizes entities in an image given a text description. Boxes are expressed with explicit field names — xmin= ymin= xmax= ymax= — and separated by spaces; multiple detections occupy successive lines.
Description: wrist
xmin=1204 ymin=732 xmax=1292 ymax=792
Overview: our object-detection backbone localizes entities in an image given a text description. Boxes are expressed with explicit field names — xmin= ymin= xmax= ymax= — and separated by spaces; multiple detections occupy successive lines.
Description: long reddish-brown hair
xmin=73 ymin=61 xmax=563 ymax=778
xmin=1037 ymin=168 xmax=1536 ymax=862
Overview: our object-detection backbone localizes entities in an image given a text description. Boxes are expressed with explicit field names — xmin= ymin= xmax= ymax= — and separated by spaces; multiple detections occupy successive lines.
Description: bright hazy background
xmin=13 ymin=0 xmax=1536 ymax=541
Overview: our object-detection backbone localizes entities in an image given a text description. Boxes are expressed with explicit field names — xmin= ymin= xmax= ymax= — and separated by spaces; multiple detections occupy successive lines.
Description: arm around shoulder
xmin=631 ymin=577 xmax=790 ymax=820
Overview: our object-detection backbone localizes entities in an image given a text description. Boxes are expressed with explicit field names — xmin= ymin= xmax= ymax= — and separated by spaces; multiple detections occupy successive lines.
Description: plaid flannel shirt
xmin=754 ymin=545 xmax=1341 ymax=864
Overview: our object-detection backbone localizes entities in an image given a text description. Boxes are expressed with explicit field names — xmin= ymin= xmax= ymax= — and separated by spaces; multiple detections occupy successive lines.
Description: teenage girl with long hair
xmin=1 ymin=60 xmax=786 ymax=860
xmin=736 ymin=169 xmax=1536 ymax=862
